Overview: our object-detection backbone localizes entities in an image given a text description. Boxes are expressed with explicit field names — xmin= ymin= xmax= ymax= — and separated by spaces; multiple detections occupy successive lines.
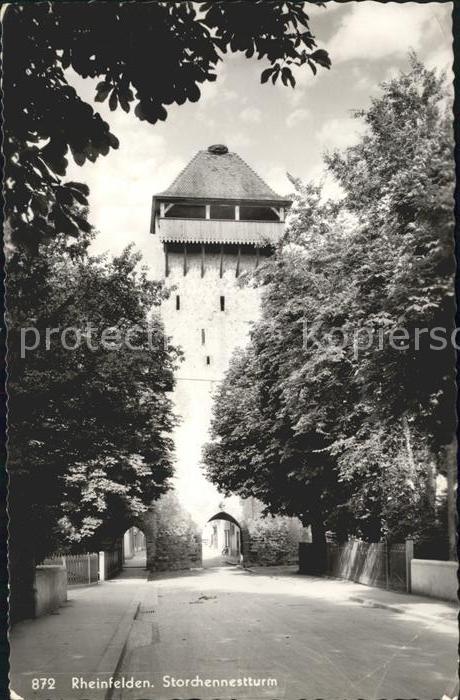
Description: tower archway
xmin=122 ymin=525 xmax=147 ymax=569
xmin=202 ymin=511 xmax=246 ymax=568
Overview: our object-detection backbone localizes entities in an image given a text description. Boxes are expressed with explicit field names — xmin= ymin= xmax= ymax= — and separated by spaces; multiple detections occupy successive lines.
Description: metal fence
xmin=43 ymin=553 xmax=99 ymax=586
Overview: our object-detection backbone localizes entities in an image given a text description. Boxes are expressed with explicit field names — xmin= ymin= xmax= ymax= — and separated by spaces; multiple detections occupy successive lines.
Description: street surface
xmin=9 ymin=563 xmax=458 ymax=700
xmin=113 ymin=564 xmax=457 ymax=700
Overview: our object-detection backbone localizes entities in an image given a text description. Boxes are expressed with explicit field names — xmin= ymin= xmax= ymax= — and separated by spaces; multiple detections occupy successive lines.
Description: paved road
xmin=124 ymin=550 xmax=147 ymax=568
xmin=111 ymin=564 xmax=458 ymax=700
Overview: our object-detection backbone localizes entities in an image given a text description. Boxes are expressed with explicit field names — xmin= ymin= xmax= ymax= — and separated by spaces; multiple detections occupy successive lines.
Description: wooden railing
xmin=158 ymin=217 xmax=284 ymax=245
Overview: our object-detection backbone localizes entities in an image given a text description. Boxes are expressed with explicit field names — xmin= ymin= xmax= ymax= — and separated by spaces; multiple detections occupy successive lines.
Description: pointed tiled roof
xmin=156 ymin=145 xmax=291 ymax=204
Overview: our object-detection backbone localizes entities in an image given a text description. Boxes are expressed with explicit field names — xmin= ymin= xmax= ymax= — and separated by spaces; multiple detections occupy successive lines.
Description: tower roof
xmin=156 ymin=144 xmax=291 ymax=205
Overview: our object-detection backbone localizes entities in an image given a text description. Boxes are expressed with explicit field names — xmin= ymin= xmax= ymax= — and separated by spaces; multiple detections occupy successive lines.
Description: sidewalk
xmin=248 ymin=564 xmax=458 ymax=625
xmin=9 ymin=570 xmax=149 ymax=700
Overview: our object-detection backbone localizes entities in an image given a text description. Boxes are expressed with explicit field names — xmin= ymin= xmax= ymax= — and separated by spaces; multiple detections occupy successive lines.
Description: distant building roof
xmin=156 ymin=144 xmax=291 ymax=204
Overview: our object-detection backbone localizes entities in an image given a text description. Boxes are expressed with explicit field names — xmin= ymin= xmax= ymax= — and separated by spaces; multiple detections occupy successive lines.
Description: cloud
xmin=263 ymin=165 xmax=292 ymax=197
xmin=222 ymin=89 xmax=239 ymax=102
xmin=200 ymin=84 xmax=239 ymax=107
xmin=289 ymin=89 xmax=307 ymax=108
xmin=307 ymin=1 xmax=349 ymax=16
xmin=350 ymin=65 xmax=373 ymax=92
xmin=302 ymin=162 xmax=345 ymax=202
xmin=425 ymin=45 xmax=454 ymax=79
xmin=229 ymin=131 xmax=251 ymax=149
xmin=66 ymin=136 xmax=186 ymax=260
xmin=240 ymin=106 xmax=262 ymax=123
xmin=195 ymin=111 xmax=216 ymax=128
xmin=197 ymin=61 xmax=228 ymax=103
xmin=64 ymin=71 xmax=188 ymax=261
xmin=316 ymin=116 xmax=366 ymax=152
xmin=286 ymin=108 xmax=310 ymax=128
xmin=287 ymin=67 xmax=315 ymax=105
xmin=282 ymin=57 xmax=329 ymax=107
xmin=328 ymin=2 xmax=443 ymax=64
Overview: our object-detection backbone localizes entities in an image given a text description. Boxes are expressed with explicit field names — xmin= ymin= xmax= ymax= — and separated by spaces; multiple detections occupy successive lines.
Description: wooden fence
xmin=43 ymin=553 xmax=99 ymax=586
xmin=299 ymin=539 xmax=413 ymax=592
xmin=104 ymin=547 xmax=123 ymax=579
xmin=44 ymin=543 xmax=123 ymax=584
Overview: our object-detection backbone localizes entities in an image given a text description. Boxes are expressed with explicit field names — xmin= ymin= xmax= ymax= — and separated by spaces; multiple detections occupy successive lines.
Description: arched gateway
xmin=202 ymin=511 xmax=246 ymax=567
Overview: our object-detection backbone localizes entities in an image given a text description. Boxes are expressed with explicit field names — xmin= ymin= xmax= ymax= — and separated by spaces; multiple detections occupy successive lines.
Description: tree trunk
xmin=445 ymin=439 xmax=457 ymax=561
xmin=8 ymin=475 xmax=38 ymax=623
xmin=310 ymin=519 xmax=326 ymax=547
xmin=402 ymin=414 xmax=416 ymax=476
xmin=9 ymin=541 xmax=36 ymax=624
xmin=310 ymin=517 xmax=327 ymax=575
xmin=425 ymin=457 xmax=437 ymax=512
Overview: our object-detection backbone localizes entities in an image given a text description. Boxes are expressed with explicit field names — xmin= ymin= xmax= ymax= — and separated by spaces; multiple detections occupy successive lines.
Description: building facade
xmin=143 ymin=144 xmax=305 ymax=568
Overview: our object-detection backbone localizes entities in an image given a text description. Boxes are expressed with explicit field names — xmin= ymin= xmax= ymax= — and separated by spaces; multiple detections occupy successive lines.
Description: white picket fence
xmin=43 ymin=553 xmax=99 ymax=586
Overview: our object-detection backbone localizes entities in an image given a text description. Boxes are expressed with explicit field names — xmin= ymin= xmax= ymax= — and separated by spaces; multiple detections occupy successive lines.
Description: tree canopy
xmin=4 ymin=1 xmax=330 ymax=250
xmin=203 ymin=57 xmax=455 ymax=549
xmin=8 ymin=232 xmax=179 ymax=560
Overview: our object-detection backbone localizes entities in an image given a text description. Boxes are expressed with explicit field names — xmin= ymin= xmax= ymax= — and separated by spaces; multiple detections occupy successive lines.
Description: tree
xmin=325 ymin=55 xmax=455 ymax=548
xmin=4 ymin=1 xmax=331 ymax=620
xmin=204 ymin=188 xmax=355 ymax=547
xmin=7 ymin=231 xmax=179 ymax=619
xmin=4 ymin=1 xmax=330 ymax=251
xmin=326 ymin=55 xmax=455 ymax=451
xmin=204 ymin=57 xmax=455 ymax=551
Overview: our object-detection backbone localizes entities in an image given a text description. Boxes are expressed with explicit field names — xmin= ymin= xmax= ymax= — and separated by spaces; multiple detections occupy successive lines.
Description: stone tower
xmin=146 ymin=145 xmax=304 ymax=568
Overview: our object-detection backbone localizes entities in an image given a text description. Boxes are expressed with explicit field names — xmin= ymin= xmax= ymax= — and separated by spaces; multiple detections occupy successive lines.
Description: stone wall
xmin=411 ymin=559 xmax=458 ymax=602
xmin=143 ymin=493 xmax=202 ymax=572
xmin=34 ymin=565 xmax=67 ymax=617
xmin=138 ymin=508 xmax=159 ymax=571
xmin=139 ymin=495 xmax=305 ymax=572
xmin=201 ymin=498 xmax=306 ymax=568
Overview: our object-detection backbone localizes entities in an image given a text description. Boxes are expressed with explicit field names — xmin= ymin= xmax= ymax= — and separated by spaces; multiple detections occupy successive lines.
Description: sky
xmin=66 ymin=1 xmax=454 ymax=262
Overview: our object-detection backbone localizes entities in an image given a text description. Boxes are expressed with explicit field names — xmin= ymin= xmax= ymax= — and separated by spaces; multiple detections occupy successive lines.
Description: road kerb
xmin=348 ymin=594 xmax=458 ymax=623
xmin=104 ymin=584 xmax=155 ymax=700
xmin=94 ymin=594 xmax=141 ymax=699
